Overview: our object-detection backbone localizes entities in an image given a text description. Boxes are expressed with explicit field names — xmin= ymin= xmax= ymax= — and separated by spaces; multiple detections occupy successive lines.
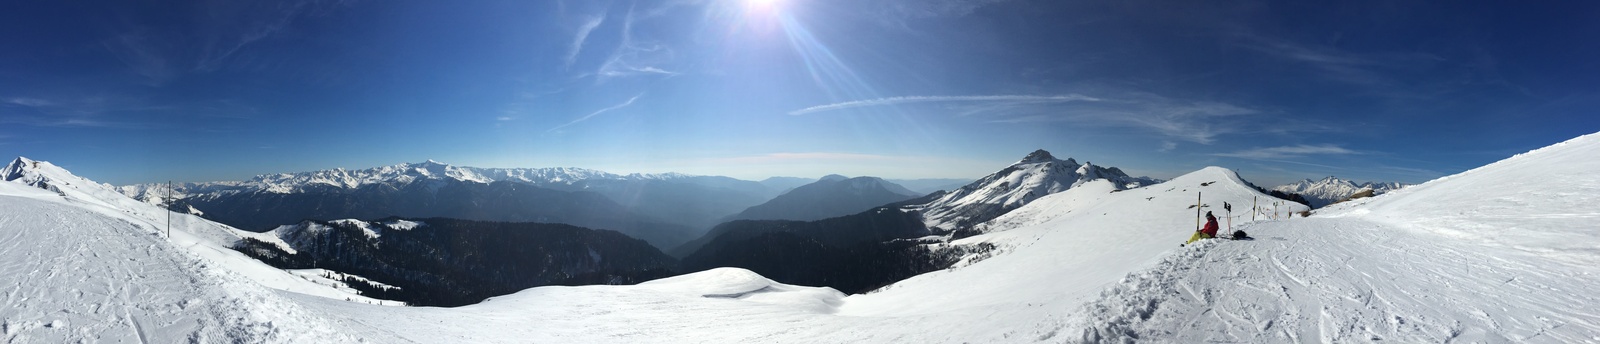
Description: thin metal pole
xmin=1195 ymin=192 xmax=1202 ymax=231
xmin=166 ymin=181 xmax=172 ymax=238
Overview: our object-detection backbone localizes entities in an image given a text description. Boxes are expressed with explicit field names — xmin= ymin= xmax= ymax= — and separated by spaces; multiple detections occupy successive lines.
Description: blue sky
xmin=2 ymin=0 xmax=1597 ymax=186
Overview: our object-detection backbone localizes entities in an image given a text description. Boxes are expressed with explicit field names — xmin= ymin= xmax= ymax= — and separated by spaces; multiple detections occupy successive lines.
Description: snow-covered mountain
xmin=1272 ymin=176 xmax=1407 ymax=208
xmin=120 ymin=160 xmax=670 ymax=197
xmin=916 ymin=149 xmax=1159 ymax=234
xmin=726 ymin=175 xmax=922 ymax=222
xmin=1 ymin=157 xmax=400 ymax=304
xmin=118 ymin=161 xmax=775 ymax=231
xmin=7 ymin=131 xmax=1600 ymax=342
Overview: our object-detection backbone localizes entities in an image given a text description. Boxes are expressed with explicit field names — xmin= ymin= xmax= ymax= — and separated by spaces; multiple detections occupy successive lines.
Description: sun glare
xmin=745 ymin=0 xmax=784 ymax=12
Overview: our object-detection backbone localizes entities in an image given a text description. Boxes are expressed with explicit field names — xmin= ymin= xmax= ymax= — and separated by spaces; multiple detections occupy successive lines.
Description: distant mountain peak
xmin=2 ymin=157 xmax=32 ymax=181
xmin=918 ymin=150 xmax=1156 ymax=233
xmin=1019 ymin=149 xmax=1056 ymax=164
xmin=727 ymin=175 xmax=921 ymax=221
xmin=1273 ymin=176 xmax=1408 ymax=208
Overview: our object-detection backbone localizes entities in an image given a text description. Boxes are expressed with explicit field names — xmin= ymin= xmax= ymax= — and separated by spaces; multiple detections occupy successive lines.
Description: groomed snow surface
xmin=4 ymin=132 xmax=1600 ymax=342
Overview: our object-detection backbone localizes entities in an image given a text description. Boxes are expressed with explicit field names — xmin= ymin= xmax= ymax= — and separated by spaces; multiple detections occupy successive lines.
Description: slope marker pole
xmin=166 ymin=180 xmax=172 ymax=238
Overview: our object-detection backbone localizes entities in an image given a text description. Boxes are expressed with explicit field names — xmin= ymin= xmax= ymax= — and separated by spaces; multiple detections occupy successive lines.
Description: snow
xmin=117 ymin=161 xmax=715 ymax=199
xmin=287 ymin=269 xmax=404 ymax=305
xmin=381 ymin=219 xmax=424 ymax=231
xmin=330 ymin=218 xmax=381 ymax=239
xmin=1329 ymin=131 xmax=1600 ymax=266
xmin=917 ymin=149 xmax=1153 ymax=231
xmin=1273 ymin=176 xmax=1406 ymax=208
xmin=6 ymin=131 xmax=1600 ymax=342
xmin=0 ymin=182 xmax=360 ymax=343
xmin=2 ymin=157 xmax=394 ymax=305
xmin=294 ymin=131 xmax=1594 ymax=343
xmin=1067 ymin=217 xmax=1600 ymax=342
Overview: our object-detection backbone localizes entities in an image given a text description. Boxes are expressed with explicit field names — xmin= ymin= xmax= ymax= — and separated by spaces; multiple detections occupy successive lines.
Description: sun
xmin=744 ymin=0 xmax=785 ymax=12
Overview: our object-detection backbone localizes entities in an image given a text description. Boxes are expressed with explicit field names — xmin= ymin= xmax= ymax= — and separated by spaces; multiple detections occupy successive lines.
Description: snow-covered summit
xmin=1272 ymin=175 xmax=1406 ymax=208
xmin=916 ymin=150 xmax=1157 ymax=232
xmin=1016 ymin=149 xmax=1058 ymax=164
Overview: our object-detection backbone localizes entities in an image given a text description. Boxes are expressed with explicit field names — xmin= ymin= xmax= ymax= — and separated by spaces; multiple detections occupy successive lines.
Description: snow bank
xmin=1328 ymin=132 xmax=1600 ymax=266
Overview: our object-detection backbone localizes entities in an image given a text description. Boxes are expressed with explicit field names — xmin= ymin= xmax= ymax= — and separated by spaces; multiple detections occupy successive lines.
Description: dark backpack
xmin=1231 ymin=230 xmax=1249 ymax=240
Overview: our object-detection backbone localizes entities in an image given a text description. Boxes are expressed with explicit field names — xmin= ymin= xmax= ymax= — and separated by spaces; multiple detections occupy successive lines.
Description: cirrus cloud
xmin=1214 ymin=144 xmax=1360 ymax=159
xmin=788 ymin=94 xmax=1100 ymax=115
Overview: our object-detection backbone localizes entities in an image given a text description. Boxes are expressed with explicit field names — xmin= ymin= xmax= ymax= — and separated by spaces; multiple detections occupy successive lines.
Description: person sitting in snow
xmin=1200 ymin=211 xmax=1220 ymax=239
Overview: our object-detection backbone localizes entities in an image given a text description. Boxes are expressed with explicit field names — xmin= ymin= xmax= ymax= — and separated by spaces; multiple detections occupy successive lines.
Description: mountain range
xmin=117 ymin=161 xmax=787 ymax=249
xmin=5 ymin=131 xmax=1599 ymax=342
xmin=725 ymin=175 xmax=923 ymax=222
xmin=1271 ymin=176 xmax=1407 ymax=208
xmin=674 ymin=149 xmax=1162 ymax=292
xmin=237 ymin=217 xmax=677 ymax=306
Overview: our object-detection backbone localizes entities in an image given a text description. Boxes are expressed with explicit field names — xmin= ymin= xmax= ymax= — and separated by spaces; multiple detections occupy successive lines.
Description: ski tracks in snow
xmin=1060 ymin=218 xmax=1600 ymax=343
xmin=0 ymin=195 xmax=357 ymax=343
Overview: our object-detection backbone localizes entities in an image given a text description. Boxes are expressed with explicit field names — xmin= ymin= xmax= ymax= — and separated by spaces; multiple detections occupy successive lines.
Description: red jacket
xmin=1201 ymin=218 xmax=1220 ymax=237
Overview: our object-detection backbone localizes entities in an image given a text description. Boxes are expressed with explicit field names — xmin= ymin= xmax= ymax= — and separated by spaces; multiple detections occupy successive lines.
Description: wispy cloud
xmin=102 ymin=30 xmax=176 ymax=86
xmin=1104 ymin=100 xmax=1259 ymax=144
xmin=1158 ymin=141 xmax=1178 ymax=152
xmin=564 ymin=15 xmax=606 ymax=68
xmin=1214 ymin=144 xmax=1360 ymax=159
xmin=861 ymin=0 xmax=1014 ymax=29
xmin=790 ymin=92 xmax=1275 ymax=145
xmin=972 ymin=92 xmax=1259 ymax=144
xmin=1237 ymin=34 xmax=1444 ymax=88
xmin=0 ymin=94 xmax=238 ymax=129
xmin=4 ymin=98 xmax=53 ymax=107
xmin=789 ymin=94 xmax=1100 ymax=115
xmin=101 ymin=0 xmax=344 ymax=85
xmin=594 ymin=5 xmax=679 ymax=81
xmin=547 ymin=94 xmax=643 ymax=133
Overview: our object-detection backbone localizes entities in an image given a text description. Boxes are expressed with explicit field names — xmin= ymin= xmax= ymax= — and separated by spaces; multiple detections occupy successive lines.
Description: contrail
xmin=548 ymin=94 xmax=642 ymax=133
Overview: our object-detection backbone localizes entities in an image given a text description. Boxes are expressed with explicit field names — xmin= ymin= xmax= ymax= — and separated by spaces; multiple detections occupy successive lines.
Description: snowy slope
xmin=0 ymin=181 xmax=359 ymax=343
xmin=1335 ymin=131 xmax=1600 ymax=266
xmin=9 ymin=132 xmax=1599 ymax=343
xmin=1 ymin=157 xmax=396 ymax=305
xmin=1272 ymin=176 xmax=1406 ymax=208
xmin=847 ymin=167 xmax=1297 ymax=317
xmin=304 ymin=129 xmax=1598 ymax=342
xmin=1068 ymin=216 xmax=1599 ymax=342
xmin=276 ymin=166 xmax=1294 ymax=343
xmin=1062 ymin=132 xmax=1600 ymax=342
